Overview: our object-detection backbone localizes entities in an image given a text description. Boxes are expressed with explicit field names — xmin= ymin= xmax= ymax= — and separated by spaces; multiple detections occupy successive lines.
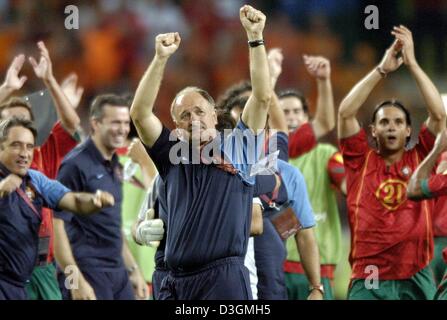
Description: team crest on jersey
xmin=375 ymin=179 xmax=407 ymax=211
xmin=25 ymin=186 xmax=35 ymax=201
xmin=401 ymin=166 xmax=412 ymax=178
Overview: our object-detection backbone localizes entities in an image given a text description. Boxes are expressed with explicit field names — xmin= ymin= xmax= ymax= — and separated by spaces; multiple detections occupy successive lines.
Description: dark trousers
xmin=254 ymin=218 xmax=288 ymax=300
xmin=158 ymin=257 xmax=252 ymax=300
xmin=0 ymin=278 xmax=27 ymax=300
xmin=59 ymin=267 xmax=134 ymax=300
xmin=152 ymin=267 xmax=169 ymax=300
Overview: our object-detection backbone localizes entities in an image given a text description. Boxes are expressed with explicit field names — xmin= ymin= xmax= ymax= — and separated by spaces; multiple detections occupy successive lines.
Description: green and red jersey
xmin=286 ymin=123 xmax=345 ymax=271
xmin=340 ymin=126 xmax=436 ymax=280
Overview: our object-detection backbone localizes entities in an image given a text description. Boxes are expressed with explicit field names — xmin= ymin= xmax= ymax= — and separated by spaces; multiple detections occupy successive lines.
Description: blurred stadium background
xmin=1 ymin=0 xmax=446 ymax=299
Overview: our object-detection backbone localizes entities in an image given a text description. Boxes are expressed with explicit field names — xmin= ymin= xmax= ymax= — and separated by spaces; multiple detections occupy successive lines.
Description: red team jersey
xmin=30 ymin=122 xmax=78 ymax=263
xmin=340 ymin=126 xmax=436 ymax=280
xmin=288 ymin=122 xmax=317 ymax=158
xmin=432 ymin=196 xmax=447 ymax=237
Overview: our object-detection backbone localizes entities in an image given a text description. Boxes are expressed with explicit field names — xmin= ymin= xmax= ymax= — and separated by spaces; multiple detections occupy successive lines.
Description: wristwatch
xmin=309 ymin=284 xmax=325 ymax=295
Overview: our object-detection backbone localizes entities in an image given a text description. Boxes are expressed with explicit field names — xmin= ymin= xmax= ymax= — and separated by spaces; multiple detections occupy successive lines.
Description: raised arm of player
xmin=392 ymin=26 xmax=446 ymax=134
xmin=338 ymin=39 xmax=403 ymax=139
xmin=267 ymin=48 xmax=288 ymax=134
xmin=130 ymin=33 xmax=181 ymax=148
xmin=29 ymin=41 xmax=81 ymax=135
xmin=0 ymin=54 xmax=27 ymax=104
xmin=304 ymin=55 xmax=335 ymax=139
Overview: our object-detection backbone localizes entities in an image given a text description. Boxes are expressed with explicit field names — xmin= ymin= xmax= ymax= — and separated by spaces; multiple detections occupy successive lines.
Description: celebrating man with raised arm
xmin=338 ymin=26 xmax=446 ymax=300
xmin=130 ymin=5 xmax=271 ymax=300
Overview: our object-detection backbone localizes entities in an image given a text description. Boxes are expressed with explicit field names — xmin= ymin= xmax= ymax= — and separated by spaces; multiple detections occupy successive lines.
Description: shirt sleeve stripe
xmin=420 ymin=179 xmax=433 ymax=199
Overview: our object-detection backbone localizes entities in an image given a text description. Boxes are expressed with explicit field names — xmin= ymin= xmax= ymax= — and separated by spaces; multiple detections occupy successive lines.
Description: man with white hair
xmin=130 ymin=5 xmax=271 ymax=299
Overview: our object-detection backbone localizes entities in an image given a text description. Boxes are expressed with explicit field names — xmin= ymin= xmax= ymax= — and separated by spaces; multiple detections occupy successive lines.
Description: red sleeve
xmin=415 ymin=125 xmax=436 ymax=159
xmin=443 ymin=248 xmax=447 ymax=264
xmin=327 ymin=151 xmax=346 ymax=190
xmin=38 ymin=122 xmax=79 ymax=179
xmin=338 ymin=129 xmax=369 ymax=171
xmin=427 ymin=174 xmax=447 ymax=198
xmin=288 ymin=123 xmax=317 ymax=158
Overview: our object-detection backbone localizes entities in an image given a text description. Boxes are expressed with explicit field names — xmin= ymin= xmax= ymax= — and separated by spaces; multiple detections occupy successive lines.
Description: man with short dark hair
xmin=0 ymin=42 xmax=83 ymax=300
xmin=53 ymin=94 xmax=147 ymax=300
xmin=276 ymin=54 xmax=345 ymax=300
xmin=338 ymin=26 xmax=446 ymax=300
xmin=0 ymin=117 xmax=115 ymax=300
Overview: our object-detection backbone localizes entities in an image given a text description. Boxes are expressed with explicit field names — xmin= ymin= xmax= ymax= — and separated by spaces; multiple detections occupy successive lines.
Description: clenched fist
xmin=92 ymin=190 xmax=115 ymax=208
xmin=0 ymin=174 xmax=22 ymax=198
xmin=240 ymin=5 xmax=266 ymax=40
xmin=127 ymin=138 xmax=146 ymax=165
xmin=155 ymin=32 xmax=181 ymax=59
xmin=303 ymin=55 xmax=331 ymax=80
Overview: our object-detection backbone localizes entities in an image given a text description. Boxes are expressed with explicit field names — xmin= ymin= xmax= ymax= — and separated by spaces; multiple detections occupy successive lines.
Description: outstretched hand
xmin=3 ymin=54 xmax=27 ymax=91
xmin=29 ymin=41 xmax=54 ymax=83
xmin=378 ymin=39 xmax=403 ymax=74
xmin=61 ymin=73 xmax=84 ymax=109
xmin=391 ymin=25 xmax=417 ymax=67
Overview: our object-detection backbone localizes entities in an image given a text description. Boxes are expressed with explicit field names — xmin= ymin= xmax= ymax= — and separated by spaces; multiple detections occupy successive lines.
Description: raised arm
xmin=338 ymin=40 xmax=403 ymax=139
xmin=392 ymin=26 xmax=446 ymax=134
xmin=130 ymin=33 xmax=181 ymax=147
xmin=304 ymin=55 xmax=335 ymax=139
xmin=0 ymin=54 xmax=27 ymax=104
xmin=29 ymin=41 xmax=80 ymax=135
xmin=267 ymin=48 xmax=288 ymax=134
xmin=239 ymin=5 xmax=271 ymax=132
xmin=407 ymin=129 xmax=447 ymax=199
